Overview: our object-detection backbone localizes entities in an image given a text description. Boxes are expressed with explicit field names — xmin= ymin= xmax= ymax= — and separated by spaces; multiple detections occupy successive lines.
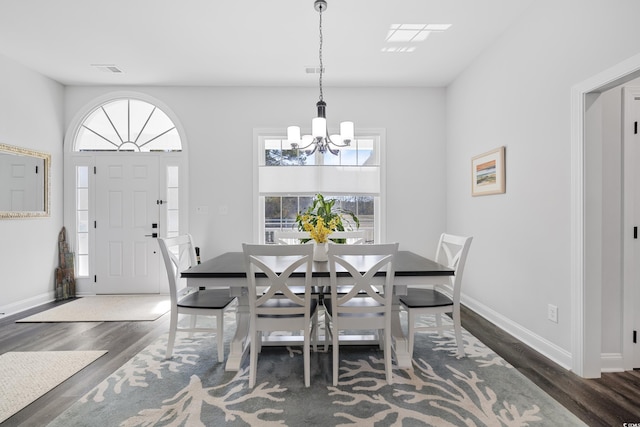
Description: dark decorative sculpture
xmin=55 ymin=227 xmax=76 ymax=300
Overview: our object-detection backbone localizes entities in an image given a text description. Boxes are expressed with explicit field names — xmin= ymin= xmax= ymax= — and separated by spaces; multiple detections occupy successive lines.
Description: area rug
xmin=17 ymin=296 xmax=170 ymax=322
xmin=0 ymin=350 xmax=107 ymax=424
xmin=47 ymin=313 xmax=585 ymax=426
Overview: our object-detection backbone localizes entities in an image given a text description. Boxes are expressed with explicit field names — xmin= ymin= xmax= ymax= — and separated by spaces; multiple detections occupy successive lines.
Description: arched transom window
xmin=75 ymin=98 xmax=182 ymax=152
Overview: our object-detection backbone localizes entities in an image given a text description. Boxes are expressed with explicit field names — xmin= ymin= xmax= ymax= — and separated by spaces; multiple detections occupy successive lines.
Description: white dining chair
xmin=398 ymin=233 xmax=473 ymax=357
xmin=325 ymin=242 xmax=399 ymax=386
xmin=242 ymin=243 xmax=317 ymax=388
xmin=158 ymin=235 xmax=236 ymax=361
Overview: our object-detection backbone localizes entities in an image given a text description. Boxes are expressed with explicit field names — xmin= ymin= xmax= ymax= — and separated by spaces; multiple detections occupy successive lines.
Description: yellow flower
xmin=300 ymin=215 xmax=333 ymax=243
xmin=294 ymin=194 xmax=360 ymax=244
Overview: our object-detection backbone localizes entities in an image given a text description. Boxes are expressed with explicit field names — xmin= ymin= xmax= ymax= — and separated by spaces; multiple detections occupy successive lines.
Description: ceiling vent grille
xmin=91 ymin=64 xmax=123 ymax=73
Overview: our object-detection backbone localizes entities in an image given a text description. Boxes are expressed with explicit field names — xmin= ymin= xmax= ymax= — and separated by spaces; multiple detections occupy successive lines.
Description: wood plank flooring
xmin=1 ymin=299 xmax=639 ymax=426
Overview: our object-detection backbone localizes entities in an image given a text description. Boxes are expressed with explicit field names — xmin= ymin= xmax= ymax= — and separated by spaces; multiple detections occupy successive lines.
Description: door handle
xmin=145 ymin=233 xmax=158 ymax=238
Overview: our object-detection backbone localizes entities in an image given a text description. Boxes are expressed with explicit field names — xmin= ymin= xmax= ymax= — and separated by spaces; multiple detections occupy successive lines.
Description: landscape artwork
xmin=475 ymin=159 xmax=497 ymax=186
xmin=471 ymin=147 xmax=505 ymax=196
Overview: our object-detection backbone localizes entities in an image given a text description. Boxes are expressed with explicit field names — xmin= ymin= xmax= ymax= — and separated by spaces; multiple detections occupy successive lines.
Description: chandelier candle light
xmin=287 ymin=0 xmax=354 ymax=156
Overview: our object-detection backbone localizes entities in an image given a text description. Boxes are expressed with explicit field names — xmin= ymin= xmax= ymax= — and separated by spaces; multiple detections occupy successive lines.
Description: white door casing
xmin=94 ymin=155 xmax=161 ymax=294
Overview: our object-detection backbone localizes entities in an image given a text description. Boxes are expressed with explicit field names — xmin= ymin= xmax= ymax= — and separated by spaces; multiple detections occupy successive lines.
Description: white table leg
xmin=391 ymin=303 xmax=411 ymax=369
xmin=225 ymin=292 xmax=250 ymax=371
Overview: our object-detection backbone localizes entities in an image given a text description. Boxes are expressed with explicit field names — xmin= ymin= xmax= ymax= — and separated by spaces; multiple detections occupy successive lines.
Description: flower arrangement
xmin=299 ymin=215 xmax=339 ymax=243
xmin=295 ymin=193 xmax=359 ymax=244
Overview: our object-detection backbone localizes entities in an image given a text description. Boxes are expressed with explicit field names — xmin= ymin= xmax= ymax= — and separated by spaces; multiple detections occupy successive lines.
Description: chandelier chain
xmin=318 ymin=5 xmax=324 ymax=103
xmin=286 ymin=0 xmax=352 ymax=155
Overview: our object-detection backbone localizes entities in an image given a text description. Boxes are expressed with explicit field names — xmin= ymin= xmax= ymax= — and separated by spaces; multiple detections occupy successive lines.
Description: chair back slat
xmin=332 ymin=254 xmax=394 ymax=305
xmin=328 ymin=243 xmax=399 ymax=316
xmin=434 ymin=233 xmax=473 ymax=299
xmin=243 ymin=243 xmax=314 ymax=317
xmin=158 ymin=235 xmax=197 ymax=304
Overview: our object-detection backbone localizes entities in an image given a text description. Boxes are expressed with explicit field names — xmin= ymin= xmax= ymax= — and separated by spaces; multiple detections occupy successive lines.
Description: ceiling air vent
xmin=91 ymin=64 xmax=123 ymax=73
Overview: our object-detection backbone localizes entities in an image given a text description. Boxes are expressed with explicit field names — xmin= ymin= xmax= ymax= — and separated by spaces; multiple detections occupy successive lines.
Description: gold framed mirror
xmin=0 ymin=143 xmax=51 ymax=218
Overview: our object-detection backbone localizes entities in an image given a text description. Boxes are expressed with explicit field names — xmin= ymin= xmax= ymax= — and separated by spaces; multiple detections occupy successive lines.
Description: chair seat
xmin=177 ymin=289 xmax=235 ymax=309
xmin=398 ymin=288 xmax=453 ymax=308
xmin=324 ymin=297 xmax=383 ymax=317
xmin=258 ymin=298 xmax=318 ymax=318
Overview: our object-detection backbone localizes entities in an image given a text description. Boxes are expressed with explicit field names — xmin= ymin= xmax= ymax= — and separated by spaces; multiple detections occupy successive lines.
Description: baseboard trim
xmin=462 ymin=294 xmax=573 ymax=371
xmin=601 ymin=353 xmax=625 ymax=372
xmin=0 ymin=292 xmax=55 ymax=318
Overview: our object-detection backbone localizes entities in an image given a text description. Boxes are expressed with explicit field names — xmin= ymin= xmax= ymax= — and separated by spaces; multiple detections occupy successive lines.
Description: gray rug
xmin=48 ymin=312 xmax=585 ymax=426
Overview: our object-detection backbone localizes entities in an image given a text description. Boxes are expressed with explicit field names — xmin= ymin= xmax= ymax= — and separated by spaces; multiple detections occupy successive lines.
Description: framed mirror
xmin=0 ymin=143 xmax=51 ymax=218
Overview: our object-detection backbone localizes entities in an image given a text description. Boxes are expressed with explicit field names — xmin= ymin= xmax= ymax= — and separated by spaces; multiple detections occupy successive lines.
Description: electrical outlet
xmin=547 ymin=304 xmax=558 ymax=323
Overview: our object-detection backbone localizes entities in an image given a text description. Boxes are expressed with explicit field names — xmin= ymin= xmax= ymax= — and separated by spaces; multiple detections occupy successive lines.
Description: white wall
xmin=446 ymin=0 xmax=640 ymax=368
xmin=0 ymin=54 xmax=64 ymax=315
xmin=64 ymin=86 xmax=447 ymax=266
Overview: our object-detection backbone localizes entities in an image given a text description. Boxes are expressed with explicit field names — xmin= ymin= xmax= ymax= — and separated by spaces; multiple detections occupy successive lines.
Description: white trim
xmin=0 ymin=291 xmax=55 ymax=318
xmin=462 ymin=294 xmax=573 ymax=370
xmin=571 ymin=52 xmax=640 ymax=378
xmin=63 ymin=91 xmax=189 ymax=153
xmin=600 ymin=353 xmax=625 ymax=373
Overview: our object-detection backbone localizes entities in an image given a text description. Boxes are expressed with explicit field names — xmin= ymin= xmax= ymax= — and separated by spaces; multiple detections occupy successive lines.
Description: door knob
xmin=145 ymin=233 xmax=158 ymax=238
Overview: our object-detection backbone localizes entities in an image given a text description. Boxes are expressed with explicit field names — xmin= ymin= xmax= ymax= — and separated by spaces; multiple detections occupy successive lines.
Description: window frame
xmin=253 ymin=128 xmax=386 ymax=244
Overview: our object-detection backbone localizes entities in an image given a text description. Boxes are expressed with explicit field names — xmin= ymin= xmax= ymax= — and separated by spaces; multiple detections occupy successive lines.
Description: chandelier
xmin=287 ymin=0 xmax=354 ymax=156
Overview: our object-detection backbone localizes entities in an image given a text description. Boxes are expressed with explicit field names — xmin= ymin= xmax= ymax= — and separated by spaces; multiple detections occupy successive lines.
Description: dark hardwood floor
xmin=1 ymin=300 xmax=639 ymax=426
xmin=461 ymin=308 xmax=640 ymax=427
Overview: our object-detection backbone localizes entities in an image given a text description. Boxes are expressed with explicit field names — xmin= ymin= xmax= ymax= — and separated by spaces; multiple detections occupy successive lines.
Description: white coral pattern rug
xmin=48 ymin=312 xmax=585 ymax=426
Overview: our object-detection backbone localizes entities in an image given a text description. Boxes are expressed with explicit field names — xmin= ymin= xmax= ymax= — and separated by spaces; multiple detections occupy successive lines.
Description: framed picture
xmin=471 ymin=147 xmax=505 ymax=196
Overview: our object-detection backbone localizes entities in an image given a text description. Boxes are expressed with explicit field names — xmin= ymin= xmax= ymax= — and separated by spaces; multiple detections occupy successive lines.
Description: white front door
xmin=94 ymin=155 xmax=161 ymax=294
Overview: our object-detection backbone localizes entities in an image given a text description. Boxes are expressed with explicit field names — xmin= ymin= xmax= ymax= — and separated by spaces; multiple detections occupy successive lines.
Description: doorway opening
xmin=572 ymin=53 xmax=640 ymax=377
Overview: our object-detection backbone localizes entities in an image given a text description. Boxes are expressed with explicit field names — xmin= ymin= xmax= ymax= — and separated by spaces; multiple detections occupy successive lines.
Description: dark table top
xmin=182 ymin=250 xmax=454 ymax=279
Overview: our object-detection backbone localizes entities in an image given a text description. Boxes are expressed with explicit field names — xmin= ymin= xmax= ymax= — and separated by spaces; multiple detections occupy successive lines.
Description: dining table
xmin=182 ymin=250 xmax=454 ymax=371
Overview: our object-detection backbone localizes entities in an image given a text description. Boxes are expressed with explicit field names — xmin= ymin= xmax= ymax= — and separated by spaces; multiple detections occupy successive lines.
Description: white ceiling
xmin=0 ymin=0 xmax=534 ymax=87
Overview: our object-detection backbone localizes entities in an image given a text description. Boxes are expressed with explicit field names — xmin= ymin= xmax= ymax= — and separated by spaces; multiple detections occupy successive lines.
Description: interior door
xmin=633 ymin=93 xmax=640 ymax=369
xmin=624 ymin=87 xmax=640 ymax=369
xmin=94 ymin=155 xmax=161 ymax=294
